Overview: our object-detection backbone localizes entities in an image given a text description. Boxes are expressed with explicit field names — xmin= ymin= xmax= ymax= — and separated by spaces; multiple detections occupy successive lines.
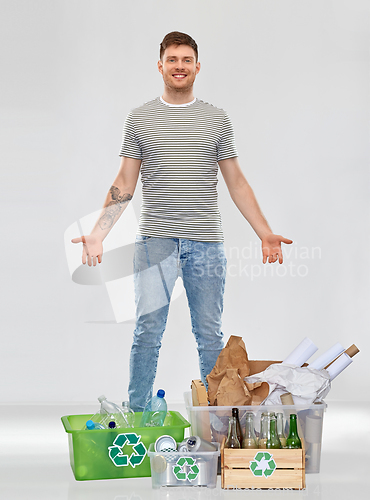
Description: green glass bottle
xmin=266 ymin=414 xmax=282 ymax=449
xmin=286 ymin=414 xmax=302 ymax=449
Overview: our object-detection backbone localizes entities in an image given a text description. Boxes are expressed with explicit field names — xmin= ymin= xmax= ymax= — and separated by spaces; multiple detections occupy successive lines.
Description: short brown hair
xmin=160 ymin=31 xmax=198 ymax=62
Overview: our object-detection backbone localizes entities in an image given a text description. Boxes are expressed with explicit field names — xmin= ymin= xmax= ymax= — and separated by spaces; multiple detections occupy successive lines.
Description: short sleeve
xmin=119 ymin=112 xmax=143 ymax=159
xmin=216 ymin=113 xmax=238 ymax=162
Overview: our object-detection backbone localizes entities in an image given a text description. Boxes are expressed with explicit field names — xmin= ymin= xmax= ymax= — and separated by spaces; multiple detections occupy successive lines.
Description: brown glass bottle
xmin=232 ymin=408 xmax=243 ymax=447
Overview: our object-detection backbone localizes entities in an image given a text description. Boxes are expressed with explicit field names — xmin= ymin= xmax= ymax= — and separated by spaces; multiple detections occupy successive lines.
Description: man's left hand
xmin=261 ymin=234 xmax=293 ymax=264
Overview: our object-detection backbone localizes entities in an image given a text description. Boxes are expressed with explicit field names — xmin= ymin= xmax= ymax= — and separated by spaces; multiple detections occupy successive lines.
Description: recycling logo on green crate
xmin=173 ymin=457 xmax=200 ymax=481
xmin=249 ymin=452 xmax=276 ymax=478
xmin=108 ymin=433 xmax=147 ymax=468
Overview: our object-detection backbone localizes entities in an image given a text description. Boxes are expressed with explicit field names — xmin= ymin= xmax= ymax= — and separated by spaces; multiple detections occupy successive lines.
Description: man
xmin=72 ymin=32 xmax=292 ymax=411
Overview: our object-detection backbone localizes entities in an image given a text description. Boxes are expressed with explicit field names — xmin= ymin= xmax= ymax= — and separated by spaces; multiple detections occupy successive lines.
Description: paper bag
xmin=207 ymin=335 xmax=251 ymax=406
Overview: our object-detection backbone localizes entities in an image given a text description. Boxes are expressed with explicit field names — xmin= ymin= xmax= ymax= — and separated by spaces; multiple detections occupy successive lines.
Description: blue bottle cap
xmin=86 ymin=420 xmax=95 ymax=430
xmin=108 ymin=421 xmax=116 ymax=429
xmin=157 ymin=389 xmax=165 ymax=398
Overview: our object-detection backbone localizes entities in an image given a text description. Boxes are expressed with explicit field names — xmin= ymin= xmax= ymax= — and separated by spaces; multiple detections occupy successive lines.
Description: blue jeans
xmin=128 ymin=236 xmax=227 ymax=412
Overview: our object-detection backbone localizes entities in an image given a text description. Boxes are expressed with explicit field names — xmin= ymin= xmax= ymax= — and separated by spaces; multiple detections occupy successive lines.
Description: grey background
xmin=1 ymin=0 xmax=368 ymax=403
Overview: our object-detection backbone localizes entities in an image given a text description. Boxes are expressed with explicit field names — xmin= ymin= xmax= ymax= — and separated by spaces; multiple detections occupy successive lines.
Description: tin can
xmin=177 ymin=439 xmax=188 ymax=453
xmin=155 ymin=435 xmax=177 ymax=453
xmin=151 ymin=454 xmax=167 ymax=474
xmin=186 ymin=436 xmax=218 ymax=452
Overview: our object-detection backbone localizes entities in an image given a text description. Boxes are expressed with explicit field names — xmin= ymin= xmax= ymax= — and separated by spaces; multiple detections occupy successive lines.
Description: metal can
xmin=177 ymin=439 xmax=188 ymax=453
xmin=186 ymin=436 xmax=218 ymax=452
xmin=151 ymin=454 xmax=168 ymax=474
xmin=154 ymin=435 xmax=177 ymax=453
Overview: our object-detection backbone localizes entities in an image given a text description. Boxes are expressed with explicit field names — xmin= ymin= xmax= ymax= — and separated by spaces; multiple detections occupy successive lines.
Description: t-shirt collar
xmin=160 ymin=96 xmax=196 ymax=107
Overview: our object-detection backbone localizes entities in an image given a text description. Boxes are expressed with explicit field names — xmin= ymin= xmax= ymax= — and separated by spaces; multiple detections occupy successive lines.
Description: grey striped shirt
xmin=119 ymin=96 xmax=238 ymax=241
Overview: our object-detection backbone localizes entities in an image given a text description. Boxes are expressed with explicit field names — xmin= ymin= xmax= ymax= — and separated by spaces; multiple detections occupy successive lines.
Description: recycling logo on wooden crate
xmin=249 ymin=452 xmax=277 ymax=478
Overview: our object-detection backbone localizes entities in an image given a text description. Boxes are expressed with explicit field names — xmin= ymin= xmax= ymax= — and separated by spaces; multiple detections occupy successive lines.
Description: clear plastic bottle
xmin=85 ymin=419 xmax=106 ymax=430
xmin=121 ymin=401 xmax=135 ymax=428
xmin=97 ymin=395 xmax=128 ymax=429
xmin=140 ymin=389 xmax=167 ymax=427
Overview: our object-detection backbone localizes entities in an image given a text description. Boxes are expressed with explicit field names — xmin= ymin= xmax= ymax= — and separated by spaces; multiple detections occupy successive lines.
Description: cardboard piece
xmin=190 ymin=380 xmax=212 ymax=441
xmin=191 ymin=379 xmax=208 ymax=407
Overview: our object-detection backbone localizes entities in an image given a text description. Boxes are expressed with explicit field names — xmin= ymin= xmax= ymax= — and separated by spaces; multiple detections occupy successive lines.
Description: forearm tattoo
xmin=98 ymin=186 xmax=133 ymax=230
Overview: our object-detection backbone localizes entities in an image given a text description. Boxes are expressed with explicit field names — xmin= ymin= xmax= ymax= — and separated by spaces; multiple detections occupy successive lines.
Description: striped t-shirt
xmin=119 ymin=96 xmax=238 ymax=242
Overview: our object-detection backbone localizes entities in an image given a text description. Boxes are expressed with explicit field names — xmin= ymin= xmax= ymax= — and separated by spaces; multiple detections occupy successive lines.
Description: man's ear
xmin=157 ymin=60 xmax=163 ymax=75
xmin=196 ymin=62 xmax=201 ymax=75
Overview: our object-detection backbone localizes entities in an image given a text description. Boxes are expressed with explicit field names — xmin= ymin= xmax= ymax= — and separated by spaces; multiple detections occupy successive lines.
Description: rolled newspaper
xmin=283 ymin=337 xmax=318 ymax=367
xmin=308 ymin=342 xmax=345 ymax=370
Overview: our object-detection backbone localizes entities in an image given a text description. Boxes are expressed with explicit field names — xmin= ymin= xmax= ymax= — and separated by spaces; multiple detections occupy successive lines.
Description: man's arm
xmin=218 ymin=157 xmax=292 ymax=264
xmin=71 ymin=156 xmax=141 ymax=266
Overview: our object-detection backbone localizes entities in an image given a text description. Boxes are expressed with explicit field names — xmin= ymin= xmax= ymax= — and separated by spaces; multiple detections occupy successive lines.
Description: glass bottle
xmin=276 ymin=412 xmax=286 ymax=447
xmin=266 ymin=414 xmax=282 ymax=449
xmin=232 ymin=408 xmax=243 ymax=447
xmin=286 ymin=414 xmax=302 ymax=449
xmin=242 ymin=412 xmax=258 ymax=449
xmin=258 ymin=412 xmax=270 ymax=448
xmin=225 ymin=416 xmax=241 ymax=448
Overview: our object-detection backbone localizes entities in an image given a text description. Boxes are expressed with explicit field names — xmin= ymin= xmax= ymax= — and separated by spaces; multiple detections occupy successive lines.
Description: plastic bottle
xmin=85 ymin=419 xmax=106 ymax=430
xmin=121 ymin=401 xmax=135 ymax=428
xmin=97 ymin=395 xmax=128 ymax=429
xmin=140 ymin=389 xmax=167 ymax=427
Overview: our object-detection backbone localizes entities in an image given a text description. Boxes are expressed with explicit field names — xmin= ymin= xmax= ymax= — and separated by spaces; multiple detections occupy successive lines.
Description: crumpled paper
xmin=244 ymin=363 xmax=331 ymax=405
xmin=207 ymin=336 xmax=251 ymax=406
xmin=207 ymin=335 xmax=269 ymax=406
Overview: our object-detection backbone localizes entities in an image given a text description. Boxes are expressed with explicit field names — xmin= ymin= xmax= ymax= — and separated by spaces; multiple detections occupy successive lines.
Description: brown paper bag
xmin=215 ymin=368 xmax=252 ymax=406
xmin=207 ymin=335 xmax=251 ymax=406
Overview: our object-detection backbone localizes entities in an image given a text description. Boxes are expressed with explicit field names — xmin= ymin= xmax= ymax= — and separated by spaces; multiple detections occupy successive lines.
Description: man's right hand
xmin=71 ymin=234 xmax=103 ymax=266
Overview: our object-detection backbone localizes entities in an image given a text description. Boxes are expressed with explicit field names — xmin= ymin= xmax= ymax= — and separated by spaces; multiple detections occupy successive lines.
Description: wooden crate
xmin=221 ymin=438 xmax=305 ymax=490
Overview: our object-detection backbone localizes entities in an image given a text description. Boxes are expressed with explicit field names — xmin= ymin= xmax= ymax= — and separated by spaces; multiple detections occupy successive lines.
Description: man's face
xmin=158 ymin=44 xmax=200 ymax=93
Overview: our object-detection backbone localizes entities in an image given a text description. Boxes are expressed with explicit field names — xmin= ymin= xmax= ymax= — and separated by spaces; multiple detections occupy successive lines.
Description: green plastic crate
xmin=61 ymin=411 xmax=190 ymax=481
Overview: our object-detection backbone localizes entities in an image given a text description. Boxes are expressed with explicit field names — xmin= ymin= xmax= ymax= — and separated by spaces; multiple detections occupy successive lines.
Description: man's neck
xmin=161 ymin=88 xmax=195 ymax=105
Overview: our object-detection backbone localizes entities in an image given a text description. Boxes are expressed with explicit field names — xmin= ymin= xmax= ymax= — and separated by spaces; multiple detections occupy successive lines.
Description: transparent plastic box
xmin=61 ymin=411 xmax=190 ymax=481
xmin=148 ymin=442 xmax=220 ymax=488
xmin=184 ymin=392 xmax=327 ymax=473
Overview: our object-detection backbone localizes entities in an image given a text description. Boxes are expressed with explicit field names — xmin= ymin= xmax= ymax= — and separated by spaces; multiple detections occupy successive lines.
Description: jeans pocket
xmin=135 ymin=234 xmax=154 ymax=243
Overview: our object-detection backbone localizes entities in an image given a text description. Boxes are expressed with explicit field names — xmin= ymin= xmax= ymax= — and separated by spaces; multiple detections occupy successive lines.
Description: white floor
xmin=0 ymin=401 xmax=368 ymax=500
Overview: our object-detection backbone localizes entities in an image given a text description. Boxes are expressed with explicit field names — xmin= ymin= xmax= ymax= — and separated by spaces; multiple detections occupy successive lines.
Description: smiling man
xmin=72 ymin=31 xmax=292 ymax=411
